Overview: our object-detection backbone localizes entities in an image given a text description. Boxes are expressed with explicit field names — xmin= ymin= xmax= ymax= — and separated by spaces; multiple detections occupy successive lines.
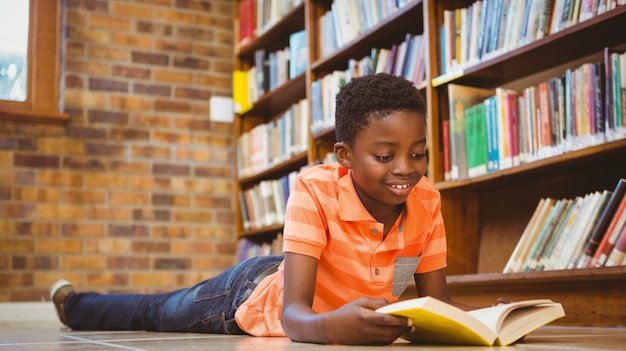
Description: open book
xmin=376 ymin=297 xmax=565 ymax=346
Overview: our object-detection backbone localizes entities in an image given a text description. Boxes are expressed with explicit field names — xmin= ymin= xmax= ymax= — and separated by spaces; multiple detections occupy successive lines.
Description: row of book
xmin=236 ymin=99 xmax=309 ymax=179
xmin=504 ymin=178 xmax=626 ymax=273
xmin=444 ymin=47 xmax=626 ymax=181
xmin=440 ymin=0 xmax=625 ymax=75
xmin=318 ymin=0 xmax=416 ymax=58
xmin=236 ymin=234 xmax=283 ymax=263
xmin=239 ymin=172 xmax=296 ymax=231
xmin=238 ymin=151 xmax=337 ymax=233
xmin=237 ymin=0 xmax=303 ymax=47
xmin=311 ymin=34 xmax=426 ymax=135
xmin=234 ymin=29 xmax=308 ymax=114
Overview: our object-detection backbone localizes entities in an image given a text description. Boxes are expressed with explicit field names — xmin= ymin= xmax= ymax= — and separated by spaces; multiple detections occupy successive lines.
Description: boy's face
xmin=336 ymin=111 xmax=428 ymax=213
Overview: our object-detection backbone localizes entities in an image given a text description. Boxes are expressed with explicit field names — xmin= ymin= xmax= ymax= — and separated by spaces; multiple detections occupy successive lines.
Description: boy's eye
xmin=411 ymin=153 xmax=426 ymax=160
xmin=376 ymin=155 xmax=393 ymax=162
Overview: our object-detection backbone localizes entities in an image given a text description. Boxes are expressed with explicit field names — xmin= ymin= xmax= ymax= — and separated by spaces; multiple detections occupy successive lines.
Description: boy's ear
xmin=334 ymin=141 xmax=352 ymax=168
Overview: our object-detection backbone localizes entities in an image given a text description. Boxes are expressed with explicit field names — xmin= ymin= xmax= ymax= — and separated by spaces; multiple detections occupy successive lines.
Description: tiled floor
xmin=0 ymin=304 xmax=624 ymax=350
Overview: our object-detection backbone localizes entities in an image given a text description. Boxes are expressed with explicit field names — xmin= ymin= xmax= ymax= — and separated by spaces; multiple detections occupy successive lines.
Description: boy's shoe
xmin=50 ymin=279 xmax=74 ymax=326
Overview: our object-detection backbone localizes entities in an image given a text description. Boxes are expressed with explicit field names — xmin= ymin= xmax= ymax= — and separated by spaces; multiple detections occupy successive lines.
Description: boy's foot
xmin=50 ymin=279 xmax=74 ymax=326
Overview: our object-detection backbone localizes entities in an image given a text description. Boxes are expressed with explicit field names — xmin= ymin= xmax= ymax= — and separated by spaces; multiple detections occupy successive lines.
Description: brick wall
xmin=0 ymin=0 xmax=236 ymax=301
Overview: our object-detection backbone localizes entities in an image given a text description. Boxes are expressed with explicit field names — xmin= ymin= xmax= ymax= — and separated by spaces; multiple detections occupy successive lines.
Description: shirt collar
xmin=337 ymin=169 xmax=433 ymax=234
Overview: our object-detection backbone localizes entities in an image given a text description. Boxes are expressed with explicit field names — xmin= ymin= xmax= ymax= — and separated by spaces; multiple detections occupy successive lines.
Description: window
xmin=0 ymin=1 xmax=29 ymax=102
xmin=0 ymin=0 xmax=68 ymax=123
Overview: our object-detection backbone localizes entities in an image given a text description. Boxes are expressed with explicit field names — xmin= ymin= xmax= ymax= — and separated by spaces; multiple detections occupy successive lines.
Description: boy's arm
xmin=281 ymin=252 xmax=412 ymax=345
xmin=413 ymin=268 xmax=476 ymax=311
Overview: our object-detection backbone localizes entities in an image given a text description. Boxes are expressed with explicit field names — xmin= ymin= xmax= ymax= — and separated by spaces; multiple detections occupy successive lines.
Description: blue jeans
xmin=64 ymin=255 xmax=283 ymax=334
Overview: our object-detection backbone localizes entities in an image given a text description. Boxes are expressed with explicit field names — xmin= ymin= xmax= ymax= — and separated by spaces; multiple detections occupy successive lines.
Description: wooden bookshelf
xmin=234 ymin=0 xmax=626 ymax=327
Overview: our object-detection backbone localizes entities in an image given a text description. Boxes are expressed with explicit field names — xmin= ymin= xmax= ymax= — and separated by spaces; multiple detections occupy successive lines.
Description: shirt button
xmin=374 ymin=268 xmax=380 ymax=275
xmin=371 ymin=229 xmax=378 ymax=235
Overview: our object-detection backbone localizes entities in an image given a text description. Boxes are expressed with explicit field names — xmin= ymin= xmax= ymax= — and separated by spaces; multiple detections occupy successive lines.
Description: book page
xmin=495 ymin=303 xmax=565 ymax=346
xmin=377 ymin=297 xmax=496 ymax=345
xmin=467 ymin=299 xmax=555 ymax=333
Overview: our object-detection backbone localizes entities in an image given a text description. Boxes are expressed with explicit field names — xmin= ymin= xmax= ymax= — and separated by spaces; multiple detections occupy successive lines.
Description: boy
xmin=51 ymin=73 xmax=474 ymax=345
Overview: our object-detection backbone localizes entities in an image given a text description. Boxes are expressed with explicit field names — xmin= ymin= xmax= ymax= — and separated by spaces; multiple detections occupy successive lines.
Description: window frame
xmin=0 ymin=0 xmax=68 ymax=124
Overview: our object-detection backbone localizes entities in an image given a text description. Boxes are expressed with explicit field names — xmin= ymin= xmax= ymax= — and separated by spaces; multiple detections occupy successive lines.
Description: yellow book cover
xmin=233 ymin=70 xmax=252 ymax=114
xmin=376 ymin=296 xmax=565 ymax=346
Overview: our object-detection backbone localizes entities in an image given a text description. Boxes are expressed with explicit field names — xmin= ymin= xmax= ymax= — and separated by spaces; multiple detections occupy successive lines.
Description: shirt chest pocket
xmin=392 ymin=254 xmax=422 ymax=297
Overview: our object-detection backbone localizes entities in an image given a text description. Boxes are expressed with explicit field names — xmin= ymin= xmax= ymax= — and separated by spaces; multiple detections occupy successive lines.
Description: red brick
xmin=62 ymin=255 xmax=106 ymax=270
xmin=38 ymin=204 xmax=84 ymax=220
xmin=154 ymin=39 xmax=193 ymax=53
xmin=85 ymin=207 xmax=130 ymax=221
xmin=38 ymin=171 xmax=83 ymax=187
xmin=85 ymin=143 xmax=126 ymax=157
xmin=177 ymin=27 xmax=213 ymax=41
xmin=108 ymin=160 xmax=151 ymax=174
xmin=132 ymin=51 xmax=169 ymax=66
xmin=174 ymin=87 xmax=211 ymax=100
xmin=85 ymin=272 xmax=129 ymax=287
xmin=195 ymin=165 xmax=232 ymax=178
xmin=133 ymin=83 xmax=171 ymax=96
xmin=109 ymin=129 xmax=151 ymax=142
xmin=88 ymin=78 xmax=129 ymax=92
xmin=109 ymin=225 xmax=149 ymax=237
xmin=0 ymin=239 xmax=35 ymax=253
xmin=0 ymin=204 xmax=36 ymax=219
xmin=131 ymin=241 xmax=171 ymax=253
xmin=154 ymin=258 xmax=190 ymax=270
xmin=153 ymin=100 xmax=192 ymax=113
xmin=66 ymin=0 xmax=109 ymax=11
xmin=107 ymin=256 xmax=150 ymax=270
xmin=109 ymin=191 xmax=150 ymax=205
xmin=12 ymin=256 xmax=59 ymax=270
xmin=14 ymin=155 xmax=60 ymax=169
xmin=62 ymin=223 xmax=105 ymax=237
xmin=0 ymin=273 xmax=34 ymax=287
xmin=152 ymin=225 xmax=192 ymax=239
xmin=111 ymin=33 xmax=152 ymax=49
xmin=153 ymin=163 xmax=190 ymax=176
xmin=65 ymin=75 xmax=84 ymax=89
xmin=61 ymin=190 xmax=107 ymax=204
xmin=131 ymin=145 xmax=171 ymax=159
xmin=112 ymin=65 xmax=151 ymax=79
xmin=90 ymin=13 xmax=132 ymax=31
xmin=63 ymin=156 xmax=107 ymax=171
xmin=15 ymin=222 xmax=60 ymax=236
xmin=13 ymin=187 xmax=61 ymax=202
xmin=152 ymin=194 xmax=191 ymax=207
xmin=154 ymin=69 xmax=192 ymax=84
xmin=88 ymin=45 xmax=130 ymax=62
xmin=65 ymin=127 xmax=107 ymax=139
xmin=36 ymin=239 xmax=82 ymax=254
xmin=172 ymin=241 xmax=213 ymax=254
xmin=173 ymin=56 xmax=210 ymax=70
xmin=132 ymin=209 xmax=171 ymax=221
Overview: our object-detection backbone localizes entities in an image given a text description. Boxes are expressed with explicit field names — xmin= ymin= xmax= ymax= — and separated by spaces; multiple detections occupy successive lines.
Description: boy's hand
xmin=321 ymin=298 xmax=412 ymax=345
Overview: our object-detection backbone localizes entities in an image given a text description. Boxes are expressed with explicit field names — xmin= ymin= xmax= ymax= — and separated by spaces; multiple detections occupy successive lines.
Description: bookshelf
xmin=234 ymin=0 xmax=626 ymax=327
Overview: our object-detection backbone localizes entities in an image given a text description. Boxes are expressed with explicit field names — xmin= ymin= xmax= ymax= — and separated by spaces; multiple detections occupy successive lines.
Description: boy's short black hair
xmin=334 ymin=73 xmax=426 ymax=146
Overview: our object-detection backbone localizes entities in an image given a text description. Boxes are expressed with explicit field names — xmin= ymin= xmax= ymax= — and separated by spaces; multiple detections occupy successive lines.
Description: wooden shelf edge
xmin=435 ymin=137 xmax=626 ymax=191
xmin=239 ymin=223 xmax=284 ymax=239
xmin=238 ymin=151 xmax=308 ymax=186
xmin=242 ymin=73 xmax=306 ymax=118
xmin=430 ymin=5 xmax=626 ymax=88
xmin=447 ymin=266 xmax=626 ymax=287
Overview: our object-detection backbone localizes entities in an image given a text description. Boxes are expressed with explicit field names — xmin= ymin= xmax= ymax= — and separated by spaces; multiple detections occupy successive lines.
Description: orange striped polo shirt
xmin=235 ymin=163 xmax=447 ymax=336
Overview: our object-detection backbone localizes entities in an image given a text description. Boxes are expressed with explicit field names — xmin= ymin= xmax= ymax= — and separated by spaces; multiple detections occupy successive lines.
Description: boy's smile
xmin=336 ymin=110 xmax=428 ymax=220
